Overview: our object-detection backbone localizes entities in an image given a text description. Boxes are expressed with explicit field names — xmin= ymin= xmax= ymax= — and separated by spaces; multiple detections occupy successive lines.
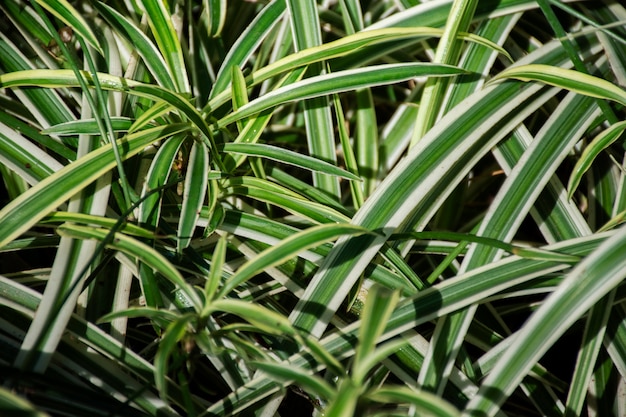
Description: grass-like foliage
xmin=1 ymin=0 xmax=626 ymax=416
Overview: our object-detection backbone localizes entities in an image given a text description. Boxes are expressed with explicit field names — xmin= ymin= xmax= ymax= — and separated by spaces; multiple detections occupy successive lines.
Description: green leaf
xmin=139 ymin=134 xmax=186 ymax=227
xmin=568 ymin=120 xmax=626 ymax=198
xmin=223 ymin=143 xmax=361 ymax=181
xmin=210 ymin=0 xmax=286 ymax=98
xmin=491 ymin=64 xmax=626 ymax=105
xmin=204 ymin=234 xmax=227 ymax=303
xmin=411 ymin=0 xmax=479 ymax=145
xmin=178 ymin=140 xmax=209 ymax=252
xmin=325 ymin=379 xmax=360 ymax=417
xmin=155 ymin=314 xmax=196 ymax=400
xmin=216 ymin=63 xmax=467 ymax=128
xmin=230 ymin=65 xmax=249 ymax=133
xmin=94 ymin=1 xmax=176 ymax=90
xmin=143 ymin=0 xmax=189 ymax=92
xmin=41 ymin=212 xmax=155 ymax=239
xmin=41 ymin=117 xmax=135 ymax=135
xmin=210 ymin=299 xmax=295 ymax=336
xmin=0 ymin=385 xmax=50 ymax=417
xmin=0 ymin=70 xmax=222 ymax=168
xmin=353 ymin=286 xmax=400 ymax=383
xmin=204 ymin=0 xmax=227 ymax=37
xmin=207 ymin=27 xmax=510 ymax=110
xmin=368 ymin=386 xmax=460 ymax=417
xmin=98 ymin=306 xmax=180 ymax=328
xmin=353 ymin=338 xmax=408 ymax=386
xmin=251 ymin=360 xmax=335 ymax=399
xmin=464 ymin=227 xmax=626 ymax=416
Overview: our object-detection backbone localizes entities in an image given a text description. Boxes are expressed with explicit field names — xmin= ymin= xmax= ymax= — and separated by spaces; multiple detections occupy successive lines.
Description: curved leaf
xmin=568 ymin=120 xmax=626 ymax=198
xmin=491 ymin=64 xmax=626 ymax=105
xmin=223 ymin=143 xmax=361 ymax=181
xmin=216 ymin=63 xmax=466 ymax=127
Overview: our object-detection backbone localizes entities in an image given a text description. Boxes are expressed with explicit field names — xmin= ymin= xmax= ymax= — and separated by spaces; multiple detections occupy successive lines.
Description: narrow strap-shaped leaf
xmin=94 ymin=1 xmax=176 ymax=90
xmin=230 ymin=65 xmax=249 ymax=133
xmin=0 ymin=121 xmax=61 ymax=184
xmin=209 ymin=299 xmax=296 ymax=336
xmin=355 ymin=88 xmax=378 ymax=197
xmin=251 ymin=361 xmax=335 ymax=400
xmin=0 ymin=69 xmax=223 ymax=168
xmin=204 ymin=234 xmax=227 ymax=303
xmin=411 ymin=0 xmax=479 ymax=145
xmin=205 ymin=0 xmax=227 ymax=37
xmin=0 ymin=108 xmax=76 ymax=160
xmin=139 ymin=134 xmax=186 ymax=227
xmin=563 ymin=291 xmax=615 ymax=417
xmin=41 ymin=117 xmax=135 ymax=135
xmin=210 ymin=0 xmax=286 ymax=98
xmin=204 ymin=233 xmax=610 ymax=416
xmin=207 ymin=27 xmax=508 ymax=111
xmin=216 ymin=63 xmax=466 ymax=127
xmin=286 ymin=0 xmax=341 ymax=199
xmin=287 ymin=70 xmax=551 ymax=338
xmin=368 ymin=386 xmax=460 ymax=417
xmin=352 ymin=285 xmax=400 ymax=384
xmin=568 ymin=120 xmax=626 ymax=198
xmin=42 ymin=212 xmax=155 ymax=239
xmin=491 ymin=64 xmax=626 ymax=105
xmin=154 ymin=314 xmax=196 ymax=399
xmin=178 ymin=140 xmax=209 ymax=252
xmin=223 ymin=143 xmax=361 ymax=180
xmin=142 ymin=0 xmax=189 ymax=92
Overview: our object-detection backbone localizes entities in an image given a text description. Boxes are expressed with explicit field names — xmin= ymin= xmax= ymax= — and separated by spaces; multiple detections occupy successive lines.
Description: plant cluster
xmin=1 ymin=0 xmax=626 ymax=416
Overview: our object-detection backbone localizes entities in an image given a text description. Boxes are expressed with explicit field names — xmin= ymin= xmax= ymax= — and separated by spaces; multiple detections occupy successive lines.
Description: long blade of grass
xmin=0 ymin=70 xmax=221 ymax=164
xmin=206 ymin=27 xmax=508 ymax=111
xmin=288 ymin=67 xmax=558 ymax=338
xmin=353 ymin=286 xmax=400 ymax=384
xmin=563 ymin=291 xmax=615 ymax=417
xmin=56 ymin=224 xmax=202 ymax=310
xmin=567 ymin=120 xmax=626 ymax=198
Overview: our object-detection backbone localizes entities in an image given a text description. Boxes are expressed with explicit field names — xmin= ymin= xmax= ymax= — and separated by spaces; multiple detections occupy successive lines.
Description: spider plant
xmin=1 ymin=0 xmax=625 ymax=416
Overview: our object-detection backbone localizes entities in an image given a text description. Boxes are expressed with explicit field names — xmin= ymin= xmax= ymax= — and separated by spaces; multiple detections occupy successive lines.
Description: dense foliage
xmin=1 ymin=0 xmax=626 ymax=416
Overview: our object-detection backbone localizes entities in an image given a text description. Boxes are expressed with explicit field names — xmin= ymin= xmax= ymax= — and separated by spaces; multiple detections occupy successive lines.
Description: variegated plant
xmin=1 ymin=0 xmax=625 ymax=416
